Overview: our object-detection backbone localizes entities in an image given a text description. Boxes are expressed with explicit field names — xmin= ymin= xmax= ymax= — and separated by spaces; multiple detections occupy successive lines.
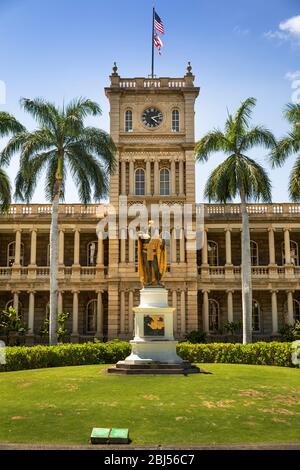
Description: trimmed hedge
xmin=0 ymin=341 xmax=297 ymax=372
xmin=177 ymin=342 xmax=296 ymax=368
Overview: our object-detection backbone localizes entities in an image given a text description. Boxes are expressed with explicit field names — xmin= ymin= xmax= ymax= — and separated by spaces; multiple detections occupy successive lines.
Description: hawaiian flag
xmin=154 ymin=32 xmax=163 ymax=55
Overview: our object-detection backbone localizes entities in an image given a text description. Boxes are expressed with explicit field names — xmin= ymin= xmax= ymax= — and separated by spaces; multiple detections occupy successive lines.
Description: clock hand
xmin=151 ymin=116 xmax=159 ymax=122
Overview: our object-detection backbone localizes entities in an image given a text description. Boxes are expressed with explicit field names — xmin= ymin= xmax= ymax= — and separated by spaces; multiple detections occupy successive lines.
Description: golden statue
xmin=138 ymin=223 xmax=167 ymax=287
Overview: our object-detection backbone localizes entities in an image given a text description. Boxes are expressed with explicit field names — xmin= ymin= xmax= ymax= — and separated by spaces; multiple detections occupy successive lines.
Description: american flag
xmin=154 ymin=11 xmax=164 ymax=35
xmin=154 ymin=33 xmax=163 ymax=55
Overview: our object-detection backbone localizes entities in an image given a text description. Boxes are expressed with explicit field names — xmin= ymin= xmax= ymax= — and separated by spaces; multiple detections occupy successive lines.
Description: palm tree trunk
xmin=49 ymin=188 xmax=60 ymax=346
xmin=240 ymin=193 xmax=252 ymax=344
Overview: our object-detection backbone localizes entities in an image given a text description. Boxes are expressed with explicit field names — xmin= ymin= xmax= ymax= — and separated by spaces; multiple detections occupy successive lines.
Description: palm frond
xmin=0 ymin=132 xmax=29 ymax=166
xmin=289 ymin=157 xmax=300 ymax=201
xmin=0 ymin=167 xmax=11 ymax=211
xmin=270 ymin=134 xmax=299 ymax=168
xmin=234 ymin=97 xmax=257 ymax=132
xmin=0 ymin=112 xmax=25 ymax=137
xmin=240 ymin=126 xmax=277 ymax=153
xmin=284 ymin=103 xmax=300 ymax=125
xmin=20 ymin=98 xmax=59 ymax=132
xmin=195 ymin=130 xmax=232 ymax=162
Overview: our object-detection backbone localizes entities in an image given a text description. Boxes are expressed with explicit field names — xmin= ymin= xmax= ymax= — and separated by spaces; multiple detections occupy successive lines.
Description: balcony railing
xmin=0 ymin=266 xmax=105 ymax=281
xmin=198 ymin=265 xmax=300 ymax=280
xmin=202 ymin=203 xmax=300 ymax=217
xmin=0 ymin=204 xmax=108 ymax=218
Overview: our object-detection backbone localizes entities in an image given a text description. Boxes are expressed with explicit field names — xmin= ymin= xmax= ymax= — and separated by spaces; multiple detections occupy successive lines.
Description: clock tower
xmin=105 ymin=63 xmax=200 ymax=339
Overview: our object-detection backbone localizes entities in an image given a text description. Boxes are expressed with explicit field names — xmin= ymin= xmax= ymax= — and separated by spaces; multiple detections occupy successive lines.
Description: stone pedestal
xmin=108 ymin=287 xmax=200 ymax=375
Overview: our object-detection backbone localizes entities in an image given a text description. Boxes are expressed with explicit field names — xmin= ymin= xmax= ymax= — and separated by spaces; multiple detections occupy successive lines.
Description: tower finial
xmin=112 ymin=62 xmax=118 ymax=75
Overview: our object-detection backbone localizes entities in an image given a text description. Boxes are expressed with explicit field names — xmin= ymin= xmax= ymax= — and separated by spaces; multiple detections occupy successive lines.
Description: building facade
xmin=1 ymin=65 xmax=300 ymax=343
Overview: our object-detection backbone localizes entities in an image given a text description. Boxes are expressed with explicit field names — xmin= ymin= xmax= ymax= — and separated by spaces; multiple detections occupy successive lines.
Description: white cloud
xmin=233 ymin=26 xmax=250 ymax=36
xmin=265 ymin=15 xmax=300 ymax=46
xmin=280 ymin=15 xmax=300 ymax=37
xmin=286 ymin=71 xmax=300 ymax=81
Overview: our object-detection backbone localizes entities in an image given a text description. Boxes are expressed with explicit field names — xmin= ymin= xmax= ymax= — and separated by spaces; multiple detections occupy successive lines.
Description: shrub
xmin=0 ymin=341 xmax=297 ymax=372
xmin=185 ymin=330 xmax=207 ymax=343
xmin=177 ymin=342 xmax=296 ymax=368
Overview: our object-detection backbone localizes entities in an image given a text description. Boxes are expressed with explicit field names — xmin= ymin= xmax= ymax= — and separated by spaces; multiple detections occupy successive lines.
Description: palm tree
xmin=195 ymin=97 xmax=276 ymax=344
xmin=271 ymin=103 xmax=300 ymax=200
xmin=1 ymin=98 xmax=116 ymax=345
xmin=0 ymin=112 xmax=24 ymax=210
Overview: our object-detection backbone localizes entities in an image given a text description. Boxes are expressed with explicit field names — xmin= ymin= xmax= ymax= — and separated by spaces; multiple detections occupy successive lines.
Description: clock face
xmin=141 ymin=107 xmax=163 ymax=128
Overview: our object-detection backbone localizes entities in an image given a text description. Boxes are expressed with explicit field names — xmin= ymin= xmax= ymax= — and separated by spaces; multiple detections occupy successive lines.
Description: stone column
xmin=271 ymin=290 xmax=278 ymax=334
xmin=58 ymin=229 xmax=65 ymax=265
xmin=58 ymin=291 xmax=63 ymax=313
xmin=129 ymin=160 xmax=134 ymax=195
xmin=172 ymin=290 xmax=178 ymax=335
xmin=120 ymin=290 xmax=126 ymax=335
xmin=171 ymin=159 xmax=176 ymax=195
xmin=128 ymin=290 xmax=134 ymax=336
xmin=72 ymin=291 xmax=79 ymax=335
xmin=154 ymin=160 xmax=159 ymax=195
xmin=287 ymin=290 xmax=294 ymax=325
xmin=128 ymin=237 xmax=135 ymax=263
xmin=96 ymin=291 xmax=103 ymax=337
xmin=180 ymin=228 xmax=185 ymax=263
xmin=121 ymin=160 xmax=126 ymax=195
xmin=171 ymin=228 xmax=177 ymax=263
xmin=225 ymin=228 xmax=232 ymax=265
xmin=268 ymin=227 xmax=276 ymax=265
xmin=179 ymin=158 xmax=184 ymax=195
xmin=227 ymin=290 xmax=234 ymax=323
xmin=146 ymin=159 xmax=151 ymax=195
xmin=73 ymin=229 xmax=80 ymax=265
xmin=30 ymin=229 xmax=37 ymax=265
xmin=97 ymin=237 xmax=104 ymax=264
xmin=284 ymin=228 xmax=291 ymax=264
xmin=203 ymin=290 xmax=209 ymax=332
xmin=180 ymin=290 xmax=186 ymax=335
xmin=28 ymin=291 xmax=35 ymax=334
xmin=13 ymin=291 xmax=19 ymax=316
xmin=14 ymin=229 xmax=22 ymax=265
xmin=120 ymin=238 xmax=126 ymax=263
xmin=202 ymin=229 xmax=208 ymax=265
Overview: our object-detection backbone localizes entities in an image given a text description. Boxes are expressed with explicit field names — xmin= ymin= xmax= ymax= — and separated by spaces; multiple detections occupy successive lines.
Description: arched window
xmin=160 ymin=168 xmax=170 ymax=195
xmin=125 ymin=110 xmax=133 ymax=132
xmin=293 ymin=300 xmax=300 ymax=322
xmin=209 ymin=299 xmax=219 ymax=332
xmin=250 ymin=240 xmax=259 ymax=266
xmin=5 ymin=299 xmax=23 ymax=316
xmin=208 ymin=241 xmax=218 ymax=266
xmin=281 ymin=240 xmax=299 ymax=266
xmin=87 ymin=241 xmax=98 ymax=266
xmin=172 ymin=109 xmax=180 ymax=132
xmin=86 ymin=299 xmax=97 ymax=333
xmin=7 ymin=242 xmax=24 ymax=267
xmin=135 ymin=168 xmax=145 ymax=195
xmin=252 ymin=300 xmax=261 ymax=332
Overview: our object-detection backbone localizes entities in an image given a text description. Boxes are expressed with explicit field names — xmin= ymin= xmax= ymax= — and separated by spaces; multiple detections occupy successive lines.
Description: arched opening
xmin=7 ymin=241 xmax=24 ymax=267
xmin=5 ymin=299 xmax=23 ymax=317
xmin=86 ymin=299 xmax=97 ymax=334
xmin=252 ymin=300 xmax=261 ymax=332
xmin=209 ymin=299 xmax=219 ymax=332
xmin=87 ymin=241 xmax=98 ymax=266
xmin=125 ymin=110 xmax=133 ymax=132
xmin=250 ymin=240 xmax=259 ymax=266
xmin=135 ymin=168 xmax=145 ymax=195
xmin=282 ymin=240 xmax=299 ymax=266
xmin=172 ymin=109 xmax=180 ymax=132
xmin=208 ymin=241 xmax=218 ymax=266
xmin=160 ymin=168 xmax=170 ymax=195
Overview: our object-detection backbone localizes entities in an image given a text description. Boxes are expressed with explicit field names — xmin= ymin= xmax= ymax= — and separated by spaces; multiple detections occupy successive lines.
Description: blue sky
xmin=0 ymin=0 xmax=299 ymax=203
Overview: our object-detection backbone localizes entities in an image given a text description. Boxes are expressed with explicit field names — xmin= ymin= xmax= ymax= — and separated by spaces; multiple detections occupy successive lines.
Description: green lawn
xmin=0 ymin=364 xmax=300 ymax=446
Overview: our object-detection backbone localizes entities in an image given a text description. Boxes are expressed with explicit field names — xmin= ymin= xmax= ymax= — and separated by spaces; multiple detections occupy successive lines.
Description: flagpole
xmin=151 ymin=7 xmax=155 ymax=78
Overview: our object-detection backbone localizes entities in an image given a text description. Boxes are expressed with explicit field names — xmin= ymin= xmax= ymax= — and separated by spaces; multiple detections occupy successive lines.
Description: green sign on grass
xmin=91 ymin=427 xmax=129 ymax=445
